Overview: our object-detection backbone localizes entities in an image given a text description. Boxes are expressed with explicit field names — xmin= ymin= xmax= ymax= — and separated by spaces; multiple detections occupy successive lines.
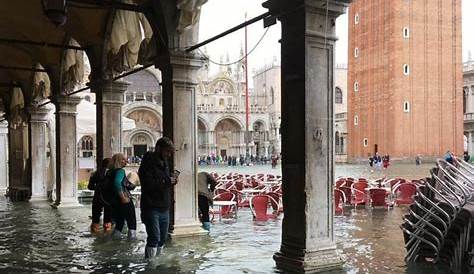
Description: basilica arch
xmin=127 ymin=129 xmax=156 ymax=158
xmin=214 ymin=117 xmax=243 ymax=158
xmin=197 ymin=116 xmax=210 ymax=155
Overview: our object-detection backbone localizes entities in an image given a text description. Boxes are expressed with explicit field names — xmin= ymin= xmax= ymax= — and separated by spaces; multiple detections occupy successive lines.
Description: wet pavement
xmin=0 ymin=163 xmax=455 ymax=274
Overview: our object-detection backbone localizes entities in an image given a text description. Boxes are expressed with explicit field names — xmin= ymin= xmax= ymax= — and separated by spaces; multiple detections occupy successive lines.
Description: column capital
xmin=101 ymin=80 xmax=130 ymax=105
xmin=263 ymin=0 xmax=350 ymax=16
xmin=54 ymin=95 xmax=81 ymax=115
xmin=27 ymin=105 xmax=52 ymax=123
xmin=168 ymin=50 xmax=206 ymax=86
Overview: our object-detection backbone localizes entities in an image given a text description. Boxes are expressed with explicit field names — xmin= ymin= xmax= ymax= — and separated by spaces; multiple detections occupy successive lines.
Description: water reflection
xmin=0 ymin=164 xmax=455 ymax=273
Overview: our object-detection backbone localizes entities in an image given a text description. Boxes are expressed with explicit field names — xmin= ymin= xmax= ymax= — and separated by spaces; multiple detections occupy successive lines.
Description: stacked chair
xmin=401 ymin=158 xmax=474 ymax=273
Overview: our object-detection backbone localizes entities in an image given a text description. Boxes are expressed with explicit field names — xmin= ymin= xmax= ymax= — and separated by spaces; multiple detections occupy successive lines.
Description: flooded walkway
xmin=0 ymin=164 xmax=454 ymax=273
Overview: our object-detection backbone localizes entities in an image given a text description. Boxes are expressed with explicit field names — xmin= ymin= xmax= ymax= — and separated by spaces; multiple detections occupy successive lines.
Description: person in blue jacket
xmin=109 ymin=153 xmax=137 ymax=240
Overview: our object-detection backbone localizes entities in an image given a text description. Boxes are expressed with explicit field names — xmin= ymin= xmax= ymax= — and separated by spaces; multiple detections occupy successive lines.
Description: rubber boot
xmin=202 ymin=222 xmax=211 ymax=232
xmin=112 ymin=229 xmax=122 ymax=240
xmin=127 ymin=229 xmax=137 ymax=240
xmin=145 ymin=246 xmax=157 ymax=259
xmin=103 ymin=222 xmax=113 ymax=232
xmin=90 ymin=223 xmax=100 ymax=233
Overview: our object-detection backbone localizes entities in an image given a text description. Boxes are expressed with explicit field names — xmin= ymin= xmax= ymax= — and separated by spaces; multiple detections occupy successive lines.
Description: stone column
xmin=0 ymin=112 xmax=8 ymax=194
xmin=470 ymin=132 xmax=474 ymax=156
xmin=264 ymin=141 xmax=270 ymax=158
xmin=94 ymin=80 xmax=129 ymax=165
xmin=28 ymin=106 xmax=52 ymax=201
xmin=161 ymin=51 xmax=207 ymax=237
xmin=53 ymin=95 xmax=81 ymax=207
xmin=264 ymin=0 xmax=349 ymax=273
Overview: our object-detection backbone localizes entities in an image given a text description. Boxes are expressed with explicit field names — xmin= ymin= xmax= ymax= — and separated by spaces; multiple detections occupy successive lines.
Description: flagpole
xmin=244 ymin=13 xmax=250 ymax=163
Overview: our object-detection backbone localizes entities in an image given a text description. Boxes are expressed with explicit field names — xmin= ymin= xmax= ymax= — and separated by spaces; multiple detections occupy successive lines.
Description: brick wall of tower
xmin=347 ymin=0 xmax=463 ymax=161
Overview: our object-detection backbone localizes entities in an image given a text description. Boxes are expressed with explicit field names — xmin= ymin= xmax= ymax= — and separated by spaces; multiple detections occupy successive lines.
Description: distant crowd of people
xmin=368 ymin=152 xmax=390 ymax=169
xmin=198 ymin=154 xmax=280 ymax=168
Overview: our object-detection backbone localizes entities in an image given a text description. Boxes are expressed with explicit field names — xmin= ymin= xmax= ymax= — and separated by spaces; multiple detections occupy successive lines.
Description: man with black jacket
xmin=138 ymin=137 xmax=177 ymax=259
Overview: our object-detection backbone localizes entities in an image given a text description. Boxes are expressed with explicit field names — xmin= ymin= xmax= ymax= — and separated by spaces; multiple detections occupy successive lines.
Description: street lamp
xmin=42 ymin=0 xmax=67 ymax=27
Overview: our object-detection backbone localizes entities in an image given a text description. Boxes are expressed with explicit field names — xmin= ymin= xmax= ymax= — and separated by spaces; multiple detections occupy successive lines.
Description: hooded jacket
xmin=138 ymin=151 xmax=172 ymax=211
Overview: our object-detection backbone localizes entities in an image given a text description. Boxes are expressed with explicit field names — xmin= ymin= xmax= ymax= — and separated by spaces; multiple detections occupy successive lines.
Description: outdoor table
xmin=212 ymin=200 xmax=238 ymax=221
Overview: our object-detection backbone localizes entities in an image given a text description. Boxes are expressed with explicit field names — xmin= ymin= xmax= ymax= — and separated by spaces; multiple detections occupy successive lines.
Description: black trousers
xmin=91 ymin=195 xmax=112 ymax=224
xmin=114 ymin=200 xmax=137 ymax=232
xmin=198 ymin=195 xmax=210 ymax=223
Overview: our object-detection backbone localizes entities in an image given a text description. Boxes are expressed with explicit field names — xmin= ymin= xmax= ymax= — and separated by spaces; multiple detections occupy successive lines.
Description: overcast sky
xmin=199 ymin=0 xmax=474 ymax=78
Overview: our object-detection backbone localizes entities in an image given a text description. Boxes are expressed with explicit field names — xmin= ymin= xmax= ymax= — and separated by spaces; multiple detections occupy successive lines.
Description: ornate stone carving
xmin=62 ymin=39 xmax=84 ymax=93
xmin=32 ymin=64 xmax=51 ymax=104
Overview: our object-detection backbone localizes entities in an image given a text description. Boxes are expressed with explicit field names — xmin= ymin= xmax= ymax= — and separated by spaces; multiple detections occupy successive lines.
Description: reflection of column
xmin=162 ymin=51 xmax=207 ymax=237
xmin=266 ymin=0 xmax=348 ymax=273
xmin=53 ymin=95 xmax=81 ymax=207
xmin=28 ymin=106 xmax=51 ymax=201
xmin=0 ymin=112 xmax=8 ymax=194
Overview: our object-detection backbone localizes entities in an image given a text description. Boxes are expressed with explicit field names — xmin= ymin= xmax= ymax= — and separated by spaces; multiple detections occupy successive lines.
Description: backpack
xmin=99 ymin=169 xmax=134 ymax=207
xmin=97 ymin=170 xmax=118 ymax=207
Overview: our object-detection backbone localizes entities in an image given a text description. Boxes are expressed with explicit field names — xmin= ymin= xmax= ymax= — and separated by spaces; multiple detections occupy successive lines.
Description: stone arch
xmin=197 ymin=116 xmax=209 ymax=131
xmin=124 ymin=107 xmax=162 ymax=132
xmin=214 ymin=117 xmax=242 ymax=158
xmin=128 ymin=129 xmax=156 ymax=157
xmin=209 ymin=77 xmax=237 ymax=95
xmin=252 ymin=119 xmax=267 ymax=131
xmin=214 ymin=115 xmax=244 ymax=131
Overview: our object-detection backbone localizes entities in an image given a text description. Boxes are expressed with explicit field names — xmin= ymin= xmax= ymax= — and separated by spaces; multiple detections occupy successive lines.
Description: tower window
xmin=354 ymin=81 xmax=359 ymax=92
xmin=355 ymin=13 xmax=359 ymax=25
xmin=354 ymin=115 xmax=359 ymax=126
xmin=403 ymin=64 xmax=410 ymax=75
xmin=363 ymin=138 xmax=368 ymax=147
xmin=403 ymin=101 xmax=410 ymax=113
xmin=403 ymin=27 xmax=410 ymax=38
xmin=335 ymin=87 xmax=343 ymax=104
xmin=354 ymin=48 xmax=359 ymax=58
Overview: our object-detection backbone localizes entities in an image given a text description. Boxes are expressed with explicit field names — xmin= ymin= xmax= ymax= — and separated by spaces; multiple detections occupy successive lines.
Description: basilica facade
xmin=196 ymin=59 xmax=281 ymax=159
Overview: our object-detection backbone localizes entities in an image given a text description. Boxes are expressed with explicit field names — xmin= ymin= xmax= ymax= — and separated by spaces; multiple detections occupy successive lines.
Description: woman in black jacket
xmin=138 ymin=137 xmax=178 ymax=259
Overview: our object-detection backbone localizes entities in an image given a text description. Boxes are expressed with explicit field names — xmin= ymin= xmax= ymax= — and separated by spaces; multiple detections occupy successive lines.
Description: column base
xmin=30 ymin=195 xmax=50 ymax=202
xmin=51 ymin=199 xmax=82 ymax=208
xmin=274 ymin=246 xmax=344 ymax=274
xmin=171 ymin=222 xmax=208 ymax=238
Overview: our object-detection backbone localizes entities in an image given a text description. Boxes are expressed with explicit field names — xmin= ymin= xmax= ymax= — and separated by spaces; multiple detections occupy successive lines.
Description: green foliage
xmin=78 ymin=180 xmax=89 ymax=190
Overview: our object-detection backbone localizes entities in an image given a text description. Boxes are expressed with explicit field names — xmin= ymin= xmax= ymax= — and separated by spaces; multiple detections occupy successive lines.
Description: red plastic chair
xmin=249 ymin=195 xmax=279 ymax=221
xmin=369 ymin=188 xmax=388 ymax=207
xmin=266 ymin=192 xmax=282 ymax=214
xmin=393 ymin=182 xmax=417 ymax=205
xmin=213 ymin=191 xmax=236 ymax=218
xmin=334 ymin=189 xmax=346 ymax=214
xmin=335 ymin=178 xmax=346 ymax=188
xmin=351 ymin=181 xmax=368 ymax=208
xmin=339 ymin=179 xmax=353 ymax=206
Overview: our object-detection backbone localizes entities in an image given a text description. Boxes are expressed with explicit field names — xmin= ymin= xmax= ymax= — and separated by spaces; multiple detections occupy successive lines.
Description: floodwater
xmin=0 ymin=163 xmax=455 ymax=274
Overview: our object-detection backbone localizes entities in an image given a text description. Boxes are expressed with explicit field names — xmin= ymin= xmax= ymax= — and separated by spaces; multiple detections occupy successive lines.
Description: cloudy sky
xmin=199 ymin=0 xmax=474 ymax=80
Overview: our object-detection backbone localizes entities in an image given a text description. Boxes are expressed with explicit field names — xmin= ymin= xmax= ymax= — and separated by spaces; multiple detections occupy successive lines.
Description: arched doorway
xmin=130 ymin=132 xmax=153 ymax=158
xmin=215 ymin=118 xmax=241 ymax=158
